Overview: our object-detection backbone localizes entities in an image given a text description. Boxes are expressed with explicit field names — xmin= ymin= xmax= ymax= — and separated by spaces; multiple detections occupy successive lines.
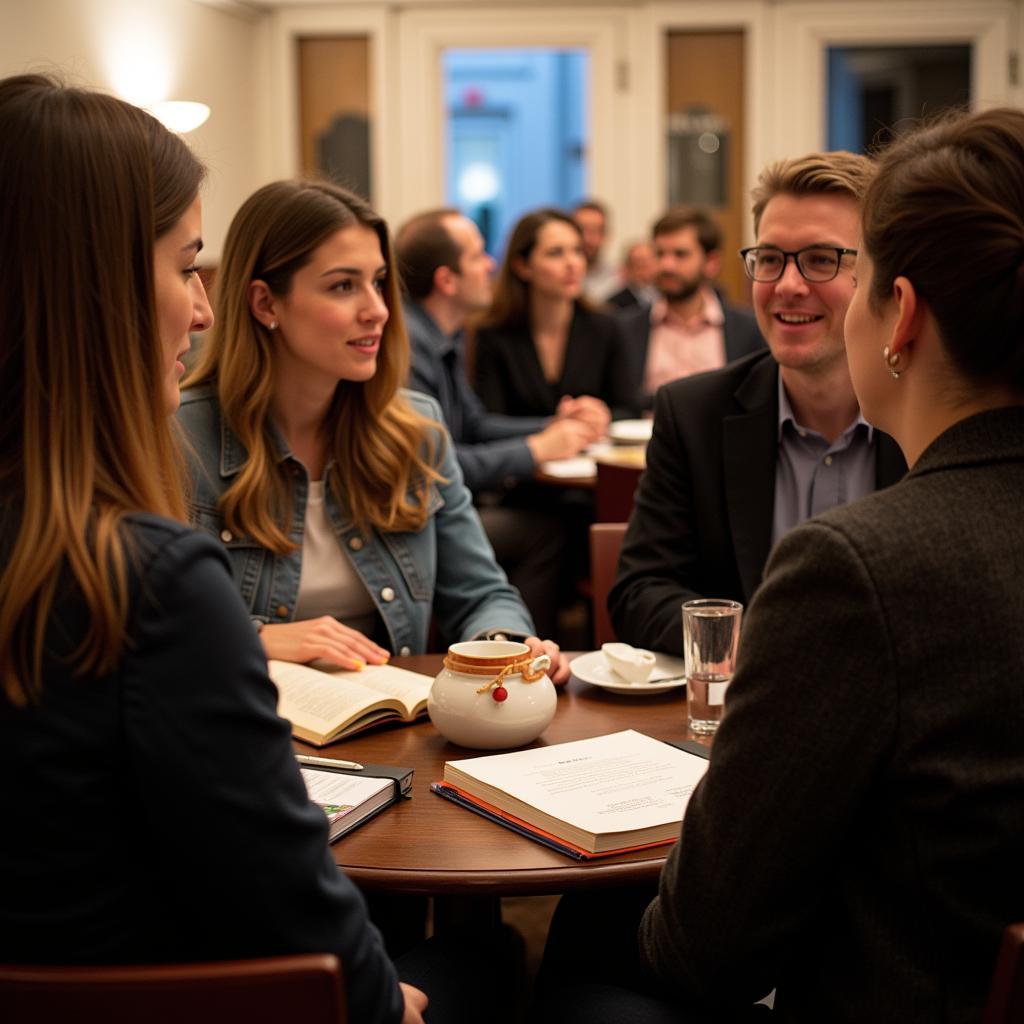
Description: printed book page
xmin=444 ymin=730 xmax=708 ymax=848
xmin=269 ymin=660 xmax=433 ymax=732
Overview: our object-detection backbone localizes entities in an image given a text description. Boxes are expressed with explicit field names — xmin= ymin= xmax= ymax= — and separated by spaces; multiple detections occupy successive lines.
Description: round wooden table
xmin=298 ymin=655 xmax=707 ymax=897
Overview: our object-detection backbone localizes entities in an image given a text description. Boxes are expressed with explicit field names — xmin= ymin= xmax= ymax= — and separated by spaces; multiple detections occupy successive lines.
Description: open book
xmin=432 ymin=730 xmax=710 ymax=859
xmin=270 ymin=659 xmax=434 ymax=746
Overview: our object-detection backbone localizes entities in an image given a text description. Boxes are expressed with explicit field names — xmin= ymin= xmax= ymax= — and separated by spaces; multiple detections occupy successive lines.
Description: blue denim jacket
xmin=177 ymin=384 xmax=534 ymax=656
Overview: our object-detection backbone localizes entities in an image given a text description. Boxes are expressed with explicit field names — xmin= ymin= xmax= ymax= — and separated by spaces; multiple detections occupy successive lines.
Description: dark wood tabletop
xmin=296 ymin=654 xmax=708 ymax=897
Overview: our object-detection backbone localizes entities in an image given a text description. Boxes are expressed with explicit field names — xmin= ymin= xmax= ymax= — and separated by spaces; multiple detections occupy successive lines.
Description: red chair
xmin=590 ymin=522 xmax=628 ymax=646
xmin=0 ymin=953 xmax=346 ymax=1024
xmin=984 ymin=921 xmax=1024 ymax=1024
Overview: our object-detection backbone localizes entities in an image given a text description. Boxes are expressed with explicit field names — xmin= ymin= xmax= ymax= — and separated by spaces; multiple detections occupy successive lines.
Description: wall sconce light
xmin=150 ymin=100 xmax=211 ymax=134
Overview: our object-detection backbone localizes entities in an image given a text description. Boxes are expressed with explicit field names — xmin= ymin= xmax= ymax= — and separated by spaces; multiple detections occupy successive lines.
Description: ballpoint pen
xmin=295 ymin=754 xmax=364 ymax=771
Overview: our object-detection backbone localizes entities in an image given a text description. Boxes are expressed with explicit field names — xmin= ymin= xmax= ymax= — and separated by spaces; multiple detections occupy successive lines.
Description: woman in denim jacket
xmin=178 ymin=181 xmax=568 ymax=681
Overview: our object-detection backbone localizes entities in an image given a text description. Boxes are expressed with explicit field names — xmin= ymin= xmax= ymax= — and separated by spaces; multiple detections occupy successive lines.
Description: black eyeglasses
xmin=739 ymin=246 xmax=858 ymax=283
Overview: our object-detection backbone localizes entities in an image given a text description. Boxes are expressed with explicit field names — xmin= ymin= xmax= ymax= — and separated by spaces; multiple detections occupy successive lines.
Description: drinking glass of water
xmin=682 ymin=599 xmax=743 ymax=735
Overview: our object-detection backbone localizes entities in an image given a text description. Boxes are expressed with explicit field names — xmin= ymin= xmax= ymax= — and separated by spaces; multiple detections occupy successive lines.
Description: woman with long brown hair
xmin=180 ymin=180 xmax=568 ymax=680
xmin=0 ymin=75 xmax=430 ymax=1024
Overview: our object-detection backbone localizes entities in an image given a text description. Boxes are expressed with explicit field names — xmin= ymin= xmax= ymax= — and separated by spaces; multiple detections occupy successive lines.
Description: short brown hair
xmin=394 ymin=209 xmax=462 ymax=301
xmin=751 ymin=151 xmax=876 ymax=235
xmin=863 ymin=107 xmax=1024 ymax=391
xmin=651 ymin=205 xmax=722 ymax=254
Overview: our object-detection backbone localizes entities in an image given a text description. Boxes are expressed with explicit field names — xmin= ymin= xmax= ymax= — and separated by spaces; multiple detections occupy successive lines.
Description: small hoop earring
xmin=883 ymin=345 xmax=902 ymax=380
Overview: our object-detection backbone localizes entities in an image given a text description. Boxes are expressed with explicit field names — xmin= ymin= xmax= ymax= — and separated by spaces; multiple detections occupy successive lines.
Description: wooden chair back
xmin=984 ymin=921 xmax=1024 ymax=1024
xmin=595 ymin=460 xmax=643 ymax=523
xmin=590 ymin=522 xmax=628 ymax=646
xmin=0 ymin=953 xmax=346 ymax=1024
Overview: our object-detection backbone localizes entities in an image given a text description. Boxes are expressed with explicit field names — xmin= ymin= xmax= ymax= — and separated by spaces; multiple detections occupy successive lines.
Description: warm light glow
xmin=150 ymin=100 xmax=211 ymax=134
xmin=458 ymin=162 xmax=500 ymax=204
xmin=104 ymin=26 xmax=172 ymax=107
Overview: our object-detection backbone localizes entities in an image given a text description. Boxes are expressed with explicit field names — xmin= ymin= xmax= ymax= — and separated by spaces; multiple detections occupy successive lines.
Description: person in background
xmin=616 ymin=205 xmax=765 ymax=413
xmin=610 ymin=153 xmax=905 ymax=654
xmin=606 ymin=239 xmax=658 ymax=310
xmin=0 ymin=73 xmax=432 ymax=1024
xmin=539 ymin=103 xmax=1024 ymax=1024
xmin=396 ymin=208 xmax=603 ymax=636
xmin=178 ymin=181 xmax=569 ymax=682
xmin=572 ymin=197 xmax=620 ymax=303
xmin=473 ymin=207 xmax=632 ymax=420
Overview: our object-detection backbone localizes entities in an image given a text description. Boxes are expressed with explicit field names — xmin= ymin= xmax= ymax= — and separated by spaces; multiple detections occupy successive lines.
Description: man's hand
xmin=525 ymin=635 xmax=571 ymax=686
xmin=400 ymin=983 xmax=428 ymax=1024
xmin=260 ymin=617 xmax=390 ymax=670
xmin=556 ymin=394 xmax=611 ymax=437
xmin=527 ymin=418 xmax=594 ymax=463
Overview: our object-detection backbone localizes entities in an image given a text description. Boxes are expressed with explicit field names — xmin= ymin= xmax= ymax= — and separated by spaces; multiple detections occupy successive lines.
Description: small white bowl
xmin=601 ymin=642 xmax=657 ymax=684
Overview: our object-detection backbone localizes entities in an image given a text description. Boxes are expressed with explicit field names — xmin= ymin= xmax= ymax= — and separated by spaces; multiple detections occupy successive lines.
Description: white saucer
xmin=570 ymin=650 xmax=687 ymax=694
xmin=608 ymin=419 xmax=653 ymax=445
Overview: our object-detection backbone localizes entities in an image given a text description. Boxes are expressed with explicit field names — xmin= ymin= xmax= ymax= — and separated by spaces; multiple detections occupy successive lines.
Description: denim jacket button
xmin=348 ymin=536 xmax=364 ymax=551
xmin=399 ymin=646 xmax=411 ymax=657
xmin=380 ymin=587 xmax=396 ymax=603
xmin=220 ymin=529 xmax=233 ymax=543
xmin=275 ymin=604 xmax=289 ymax=618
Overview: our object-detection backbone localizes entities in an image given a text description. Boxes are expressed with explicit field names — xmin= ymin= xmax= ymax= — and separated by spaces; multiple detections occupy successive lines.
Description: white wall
xmin=4 ymin=0 xmax=1020 ymax=261
xmin=0 ymin=0 xmax=268 ymax=262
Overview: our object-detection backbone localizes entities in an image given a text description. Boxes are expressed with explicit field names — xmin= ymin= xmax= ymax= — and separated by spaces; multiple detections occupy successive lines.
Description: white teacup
xmin=601 ymin=642 xmax=657 ymax=684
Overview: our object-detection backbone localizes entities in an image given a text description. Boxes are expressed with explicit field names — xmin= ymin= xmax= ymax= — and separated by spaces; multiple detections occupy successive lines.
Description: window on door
xmin=443 ymin=48 xmax=588 ymax=256
xmin=828 ymin=44 xmax=971 ymax=153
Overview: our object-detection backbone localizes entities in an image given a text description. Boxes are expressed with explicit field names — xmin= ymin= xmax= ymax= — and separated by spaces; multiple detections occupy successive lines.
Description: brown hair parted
xmin=186 ymin=180 xmax=442 ymax=551
xmin=651 ymin=205 xmax=722 ymax=254
xmin=751 ymin=151 xmax=877 ymax=235
xmin=862 ymin=107 xmax=1024 ymax=392
xmin=0 ymin=73 xmax=204 ymax=704
xmin=476 ymin=207 xmax=585 ymax=331
xmin=395 ymin=208 xmax=462 ymax=301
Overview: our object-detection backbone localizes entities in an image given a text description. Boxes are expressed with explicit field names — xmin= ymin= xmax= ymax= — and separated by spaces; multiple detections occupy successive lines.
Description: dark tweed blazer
xmin=609 ymin=350 xmax=907 ymax=654
xmin=639 ymin=406 xmax=1024 ymax=1023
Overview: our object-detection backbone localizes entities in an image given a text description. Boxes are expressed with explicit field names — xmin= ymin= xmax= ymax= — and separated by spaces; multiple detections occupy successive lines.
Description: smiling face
xmin=266 ymin=224 xmax=389 ymax=389
xmin=153 ymin=195 xmax=212 ymax=413
xmin=516 ymin=220 xmax=586 ymax=302
xmin=752 ymin=192 xmax=860 ymax=376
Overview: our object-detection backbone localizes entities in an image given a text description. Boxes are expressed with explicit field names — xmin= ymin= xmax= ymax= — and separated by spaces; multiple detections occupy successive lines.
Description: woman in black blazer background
xmin=473 ymin=208 xmax=631 ymax=425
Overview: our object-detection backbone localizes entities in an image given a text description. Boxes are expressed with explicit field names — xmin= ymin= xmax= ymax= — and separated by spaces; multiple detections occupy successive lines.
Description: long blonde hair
xmin=186 ymin=180 xmax=441 ymax=553
xmin=0 ymin=75 xmax=204 ymax=704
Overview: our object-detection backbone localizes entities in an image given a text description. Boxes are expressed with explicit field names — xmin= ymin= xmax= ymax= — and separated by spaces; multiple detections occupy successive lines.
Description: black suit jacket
xmin=639 ymin=407 xmax=1024 ymax=1022
xmin=474 ymin=305 xmax=634 ymax=419
xmin=609 ymin=350 xmax=907 ymax=654
xmin=616 ymin=298 xmax=767 ymax=414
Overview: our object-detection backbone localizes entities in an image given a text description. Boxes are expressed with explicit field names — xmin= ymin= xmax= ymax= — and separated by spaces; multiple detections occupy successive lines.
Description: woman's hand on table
xmin=260 ymin=617 xmax=390 ymax=670
xmin=400 ymin=983 xmax=428 ymax=1024
xmin=526 ymin=635 xmax=571 ymax=686
xmin=527 ymin=417 xmax=594 ymax=462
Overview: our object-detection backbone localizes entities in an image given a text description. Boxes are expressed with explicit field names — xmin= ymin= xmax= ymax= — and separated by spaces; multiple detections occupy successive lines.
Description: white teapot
xmin=427 ymin=640 xmax=556 ymax=749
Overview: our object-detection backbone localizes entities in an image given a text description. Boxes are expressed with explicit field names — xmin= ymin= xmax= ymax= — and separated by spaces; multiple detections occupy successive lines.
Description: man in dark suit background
xmin=610 ymin=152 xmax=907 ymax=654
xmin=606 ymin=240 xmax=658 ymax=310
xmin=395 ymin=209 xmax=601 ymax=637
xmin=617 ymin=205 xmax=766 ymax=413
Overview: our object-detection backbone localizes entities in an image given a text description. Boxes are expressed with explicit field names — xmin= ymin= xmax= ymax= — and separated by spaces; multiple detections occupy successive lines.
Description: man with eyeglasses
xmin=609 ymin=151 xmax=906 ymax=655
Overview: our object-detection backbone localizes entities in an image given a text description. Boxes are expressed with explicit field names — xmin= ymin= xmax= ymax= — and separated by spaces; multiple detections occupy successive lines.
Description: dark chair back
xmin=0 ymin=953 xmax=346 ymax=1024
xmin=984 ymin=922 xmax=1024 ymax=1024
xmin=590 ymin=522 xmax=627 ymax=646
